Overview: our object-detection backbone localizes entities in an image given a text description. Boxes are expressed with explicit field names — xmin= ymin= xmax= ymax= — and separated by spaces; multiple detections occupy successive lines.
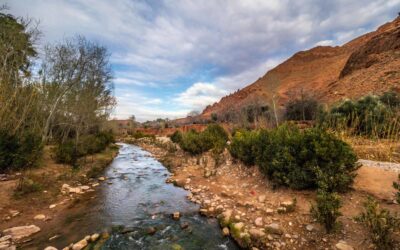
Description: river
xmin=45 ymin=143 xmax=239 ymax=249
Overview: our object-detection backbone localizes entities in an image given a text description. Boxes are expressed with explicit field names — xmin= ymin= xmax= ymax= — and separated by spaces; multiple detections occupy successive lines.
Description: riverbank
xmin=0 ymin=145 xmax=119 ymax=249
xmin=136 ymin=137 xmax=400 ymax=250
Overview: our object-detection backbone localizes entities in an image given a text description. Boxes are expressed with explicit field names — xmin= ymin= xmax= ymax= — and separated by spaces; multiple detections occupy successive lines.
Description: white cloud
xmin=4 ymin=0 xmax=400 ymax=120
xmin=314 ymin=40 xmax=334 ymax=46
xmin=174 ymin=83 xmax=227 ymax=110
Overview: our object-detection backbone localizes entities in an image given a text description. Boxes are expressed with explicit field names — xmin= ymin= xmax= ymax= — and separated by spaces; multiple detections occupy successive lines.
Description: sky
xmin=3 ymin=0 xmax=400 ymax=121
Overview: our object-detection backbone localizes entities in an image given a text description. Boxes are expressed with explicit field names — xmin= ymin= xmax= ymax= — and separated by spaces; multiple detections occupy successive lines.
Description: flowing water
xmin=42 ymin=143 xmax=239 ymax=250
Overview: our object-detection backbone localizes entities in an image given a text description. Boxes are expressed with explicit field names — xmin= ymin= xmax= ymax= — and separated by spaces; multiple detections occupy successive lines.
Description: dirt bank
xmin=138 ymin=138 xmax=400 ymax=250
xmin=0 ymin=145 xmax=118 ymax=249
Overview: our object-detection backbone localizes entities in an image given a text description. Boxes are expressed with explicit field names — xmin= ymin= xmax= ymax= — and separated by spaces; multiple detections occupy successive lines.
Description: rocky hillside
xmin=202 ymin=17 xmax=400 ymax=118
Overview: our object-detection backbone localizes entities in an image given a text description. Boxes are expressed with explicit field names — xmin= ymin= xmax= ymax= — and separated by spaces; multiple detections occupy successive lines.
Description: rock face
xmin=200 ymin=17 xmax=400 ymax=118
xmin=3 ymin=225 xmax=41 ymax=241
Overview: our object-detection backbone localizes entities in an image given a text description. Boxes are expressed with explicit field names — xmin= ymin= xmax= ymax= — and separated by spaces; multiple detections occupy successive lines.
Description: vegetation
xmin=310 ymin=189 xmax=342 ymax=233
xmin=170 ymin=130 xmax=183 ymax=143
xmin=285 ymin=96 xmax=320 ymax=121
xmin=178 ymin=124 xmax=228 ymax=155
xmin=229 ymin=130 xmax=259 ymax=166
xmin=228 ymin=124 xmax=358 ymax=191
xmin=0 ymin=10 xmax=115 ymax=172
xmin=54 ymin=131 xmax=114 ymax=166
xmin=356 ymin=197 xmax=400 ymax=250
xmin=318 ymin=92 xmax=400 ymax=139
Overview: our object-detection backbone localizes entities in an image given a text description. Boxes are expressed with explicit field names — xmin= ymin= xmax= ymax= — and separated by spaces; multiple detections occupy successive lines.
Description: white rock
xmin=306 ymin=224 xmax=314 ymax=232
xmin=34 ymin=214 xmax=46 ymax=220
xmin=72 ymin=239 xmax=88 ymax=250
xmin=254 ymin=217 xmax=263 ymax=227
xmin=3 ymin=225 xmax=41 ymax=241
xmin=44 ymin=247 xmax=58 ymax=250
xmin=258 ymin=195 xmax=266 ymax=203
xmin=90 ymin=233 xmax=100 ymax=242
xmin=335 ymin=241 xmax=354 ymax=250
xmin=49 ymin=204 xmax=56 ymax=209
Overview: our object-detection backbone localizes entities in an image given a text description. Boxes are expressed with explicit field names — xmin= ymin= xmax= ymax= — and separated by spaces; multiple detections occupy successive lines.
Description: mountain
xmin=201 ymin=16 xmax=400 ymax=118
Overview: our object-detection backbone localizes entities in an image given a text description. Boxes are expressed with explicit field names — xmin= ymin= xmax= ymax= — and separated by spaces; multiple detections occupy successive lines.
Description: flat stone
xmin=44 ymin=247 xmax=58 ymax=250
xmin=306 ymin=224 xmax=314 ymax=232
xmin=335 ymin=241 xmax=354 ymax=250
xmin=249 ymin=229 xmax=265 ymax=239
xmin=98 ymin=177 xmax=106 ymax=181
xmin=265 ymin=208 xmax=274 ymax=215
xmin=49 ymin=204 xmax=56 ymax=209
xmin=254 ymin=217 xmax=263 ymax=227
xmin=3 ymin=225 xmax=41 ymax=241
xmin=265 ymin=223 xmax=283 ymax=235
xmin=90 ymin=233 xmax=100 ymax=242
xmin=72 ymin=239 xmax=88 ymax=250
xmin=34 ymin=214 xmax=46 ymax=220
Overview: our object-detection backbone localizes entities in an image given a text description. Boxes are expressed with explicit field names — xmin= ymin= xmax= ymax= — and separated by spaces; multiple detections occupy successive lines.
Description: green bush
xmin=0 ymin=130 xmax=42 ymax=173
xmin=285 ymin=97 xmax=320 ymax=121
xmin=170 ymin=130 xmax=183 ymax=143
xmin=178 ymin=124 xmax=228 ymax=155
xmin=256 ymin=124 xmax=358 ymax=191
xmin=132 ymin=131 xmax=156 ymax=140
xmin=310 ymin=189 xmax=342 ymax=233
xmin=54 ymin=131 xmax=114 ymax=166
xmin=318 ymin=93 xmax=400 ymax=138
xmin=356 ymin=197 xmax=400 ymax=250
xmin=229 ymin=130 xmax=260 ymax=166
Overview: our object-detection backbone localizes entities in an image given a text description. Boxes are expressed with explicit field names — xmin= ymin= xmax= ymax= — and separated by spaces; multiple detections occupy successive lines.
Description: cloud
xmin=5 ymin=0 xmax=400 ymax=120
xmin=174 ymin=82 xmax=228 ymax=111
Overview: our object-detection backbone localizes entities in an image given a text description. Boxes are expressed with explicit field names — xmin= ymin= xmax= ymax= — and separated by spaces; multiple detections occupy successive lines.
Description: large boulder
xmin=3 ymin=225 xmax=40 ymax=241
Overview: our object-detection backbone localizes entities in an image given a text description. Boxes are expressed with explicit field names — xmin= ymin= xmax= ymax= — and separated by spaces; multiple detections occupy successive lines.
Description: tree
xmin=39 ymin=36 xmax=115 ymax=144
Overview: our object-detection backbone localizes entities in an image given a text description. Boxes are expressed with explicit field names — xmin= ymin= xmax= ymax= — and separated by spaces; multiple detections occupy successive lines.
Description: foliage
xmin=54 ymin=131 xmax=114 ymax=167
xmin=318 ymin=93 xmax=400 ymax=138
xmin=14 ymin=177 xmax=43 ymax=198
xmin=228 ymin=129 xmax=260 ymax=166
xmin=393 ymin=174 xmax=400 ymax=204
xmin=285 ymin=96 xmax=320 ymax=121
xmin=211 ymin=113 xmax=218 ymax=122
xmin=131 ymin=131 xmax=155 ymax=140
xmin=178 ymin=124 xmax=228 ymax=155
xmin=310 ymin=189 xmax=342 ymax=233
xmin=0 ymin=129 xmax=42 ymax=173
xmin=355 ymin=197 xmax=400 ymax=250
xmin=257 ymin=124 xmax=358 ymax=191
xmin=170 ymin=130 xmax=183 ymax=143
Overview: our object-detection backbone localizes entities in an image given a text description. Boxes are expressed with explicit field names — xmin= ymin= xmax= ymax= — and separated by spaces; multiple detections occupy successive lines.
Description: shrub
xmin=256 ymin=124 xmax=358 ymax=191
xmin=0 ymin=130 xmax=42 ymax=173
xmin=310 ymin=189 xmax=342 ymax=233
xmin=14 ymin=177 xmax=43 ymax=198
xmin=229 ymin=130 xmax=260 ymax=166
xmin=132 ymin=131 xmax=155 ymax=140
xmin=285 ymin=96 xmax=320 ymax=121
xmin=355 ymin=197 xmax=400 ymax=250
xmin=170 ymin=130 xmax=183 ymax=143
xmin=54 ymin=131 xmax=114 ymax=166
xmin=393 ymin=174 xmax=400 ymax=204
xmin=178 ymin=124 xmax=228 ymax=155
xmin=319 ymin=94 xmax=400 ymax=138
xmin=211 ymin=113 xmax=218 ymax=122
xmin=380 ymin=90 xmax=400 ymax=109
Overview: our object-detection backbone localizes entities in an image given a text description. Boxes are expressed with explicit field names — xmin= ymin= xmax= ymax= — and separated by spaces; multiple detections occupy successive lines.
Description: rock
xmin=90 ymin=233 xmax=100 ymax=242
xmin=0 ymin=235 xmax=13 ymax=249
xmin=306 ymin=224 xmax=314 ymax=232
xmin=249 ymin=229 xmax=265 ymax=239
xmin=180 ymin=222 xmax=189 ymax=229
xmin=254 ymin=217 xmax=263 ymax=227
xmin=220 ymin=209 xmax=232 ymax=225
xmin=233 ymin=222 xmax=244 ymax=231
xmin=9 ymin=210 xmax=19 ymax=217
xmin=44 ymin=247 xmax=58 ymax=250
xmin=258 ymin=195 xmax=266 ymax=203
xmin=222 ymin=227 xmax=230 ymax=236
xmin=265 ymin=208 xmax=274 ymax=215
xmin=277 ymin=207 xmax=286 ymax=213
xmin=72 ymin=239 xmax=88 ymax=250
xmin=34 ymin=214 xmax=46 ymax=220
xmin=3 ymin=225 xmax=41 ymax=241
xmin=98 ymin=177 xmax=106 ymax=181
xmin=147 ymin=227 xmax=157 ymax=235
xmin=265 ymin=223 xmax=283 ymax=235
xmin=335 ymin=241 xmax=354 ymax=250
xmin=173 ymin=212 xmax=180 ymax=220
xmin=49 ymin=204 xmax=56 ymax=209
xmin=280 ymin=200 xmax=296 ymax=212
xmin=80 ymin=186 xmax=90 ymax=191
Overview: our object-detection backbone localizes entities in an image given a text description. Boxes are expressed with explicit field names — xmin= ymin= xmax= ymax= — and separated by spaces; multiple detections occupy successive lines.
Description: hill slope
xmin=202 ymin=17 xmax=400 ymax=118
